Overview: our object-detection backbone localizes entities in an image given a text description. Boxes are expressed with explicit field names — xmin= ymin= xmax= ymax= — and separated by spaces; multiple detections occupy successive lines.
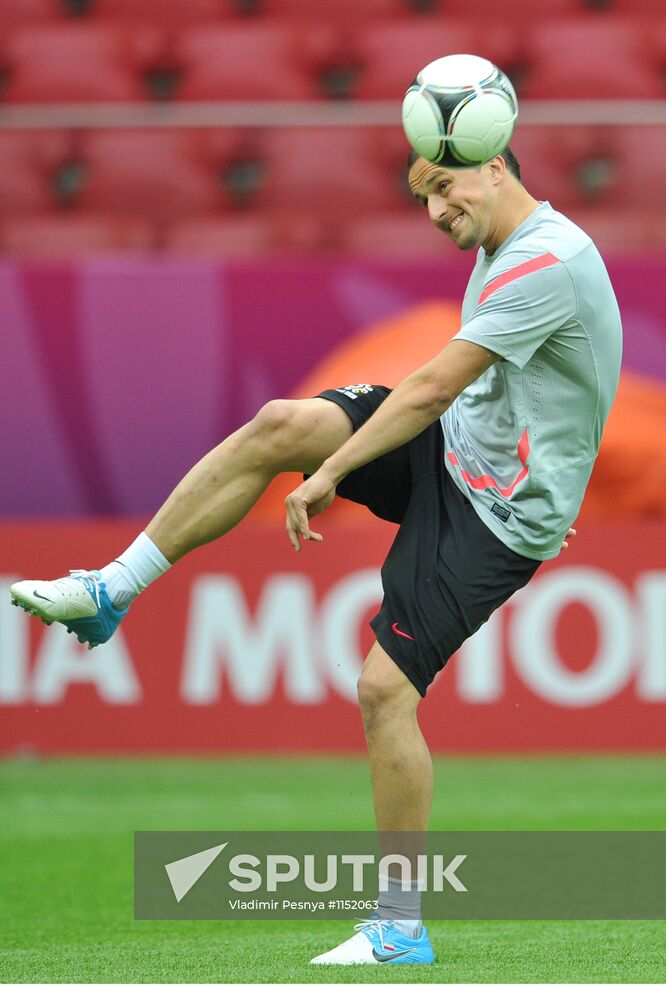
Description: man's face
xmin=408 ymin=156 xmax=500 ymax=252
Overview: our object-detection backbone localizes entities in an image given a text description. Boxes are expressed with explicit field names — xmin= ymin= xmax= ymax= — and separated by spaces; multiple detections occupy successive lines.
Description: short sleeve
xmin=454 ymin=255 xmax=576 ymax=369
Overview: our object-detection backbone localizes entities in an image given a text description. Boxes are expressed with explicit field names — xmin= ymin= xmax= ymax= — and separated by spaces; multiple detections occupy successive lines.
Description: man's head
xmin=407 ymin=145 xmax=532 ymax=255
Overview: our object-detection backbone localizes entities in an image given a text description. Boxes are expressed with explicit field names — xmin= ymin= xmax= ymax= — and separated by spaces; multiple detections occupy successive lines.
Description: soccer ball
xmin=402 ymin=53 xmax=518 ymax=167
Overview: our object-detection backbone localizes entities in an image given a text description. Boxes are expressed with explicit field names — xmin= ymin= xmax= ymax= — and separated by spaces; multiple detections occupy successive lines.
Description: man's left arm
xmin=285 ymin=339 xmax=499 ymax=550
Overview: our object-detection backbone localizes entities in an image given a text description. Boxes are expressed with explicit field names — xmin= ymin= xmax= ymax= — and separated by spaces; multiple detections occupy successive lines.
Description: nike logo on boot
xmin=372 ymin=947 xmax=416 ymax=962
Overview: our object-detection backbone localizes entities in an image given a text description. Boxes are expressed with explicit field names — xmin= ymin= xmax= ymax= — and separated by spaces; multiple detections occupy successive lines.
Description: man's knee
xmin=249 ymin=399 xmax=308 ymax=464
xmin=253 ymin=399 xmax=302 ymax=440
xmin=357 ymin=644 xmax=421 ymax=722
xmin=249 ymin=396 xmax=352 ymax=473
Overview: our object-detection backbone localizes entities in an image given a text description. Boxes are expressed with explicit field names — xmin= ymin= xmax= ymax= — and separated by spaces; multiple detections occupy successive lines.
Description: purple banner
xmin=1 ymin=256 xmax=665 ymax=517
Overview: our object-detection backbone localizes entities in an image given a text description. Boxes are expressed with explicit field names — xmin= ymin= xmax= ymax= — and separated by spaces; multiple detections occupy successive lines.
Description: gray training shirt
xmin=441 ymin=201 xmax=622 ymax=560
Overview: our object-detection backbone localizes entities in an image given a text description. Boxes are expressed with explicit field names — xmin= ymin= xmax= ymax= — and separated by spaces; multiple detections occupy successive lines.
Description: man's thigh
xmin=266 ymin=386 xmax=410 ymax=519
xmin=312 ymin=384 xmax=413 ymax=523
xmin=271 ymin=396 xmax=355 ymax=474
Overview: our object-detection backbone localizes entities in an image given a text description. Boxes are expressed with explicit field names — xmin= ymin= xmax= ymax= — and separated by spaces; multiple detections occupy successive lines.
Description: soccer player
xmin=10 ymin=145 xmax=621 ymax=965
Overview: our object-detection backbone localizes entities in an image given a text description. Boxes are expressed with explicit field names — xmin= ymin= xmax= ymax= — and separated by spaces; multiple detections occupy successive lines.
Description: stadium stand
xmin=598 ymin=0 xmax=665 ymax=12
xmin=0 ymin=131 xmax=70 ymax=216
xmin=568 ymin=208 xmax=657 ymax=253
xmin=1 ymin=22 xmax=164 ymax=102
xmin=436 ymin=0 xmax=583 ymax=14
xmin=91 ymin=0 xmax=236 ymax=25
xmin=521 ymin=17 xmax=665 ymax=98
xmin=0 ymin=4 xmax=662 ymax=253
xmin=255 ymin=0 xmax=426 ymax=19
xmin=164 ymin=212 xmax=326 ymax=254
xmin=513 ymin=125 xmax=666 ymax=211
xmin=0 ymin=212 xmax=155 ymax=256
xmin=351 ymin=20 xmax=520 ymax=99
xmin=253 ymin=127 xmax=412 ymax=218
xmin=74 ymin=129 xmax=244 ymax=221
xmin=606 ymin=126 xmax=666 ymax=209
xmin=0 ymin=0 xmax=61 ymax=28
xmin=338 ymin=209 xmax=463 ymax=257
xmin=511 ymin=126 xmax=611 ymax=210
xmin=68 ymin=0 xmax=666 ymax=20
xmin=174 ymin=22 xmax=339 ymax=101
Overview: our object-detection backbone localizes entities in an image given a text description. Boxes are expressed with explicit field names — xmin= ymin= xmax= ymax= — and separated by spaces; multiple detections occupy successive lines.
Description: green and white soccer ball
xmin=402 ymin=53 xmax=518 ymax=167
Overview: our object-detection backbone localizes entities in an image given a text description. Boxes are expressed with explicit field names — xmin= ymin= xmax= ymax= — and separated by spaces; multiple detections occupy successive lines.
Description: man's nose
xmin=427 ymin=194 xmax=447 ymax=224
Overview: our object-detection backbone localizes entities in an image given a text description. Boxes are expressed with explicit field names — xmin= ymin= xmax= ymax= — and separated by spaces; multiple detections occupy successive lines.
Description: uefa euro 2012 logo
xmin=336 ymin=384 xmax=375 ymax=400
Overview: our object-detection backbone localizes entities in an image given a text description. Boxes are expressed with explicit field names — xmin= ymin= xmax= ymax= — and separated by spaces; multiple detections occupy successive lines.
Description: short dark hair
xmin=501 ymin=146 xmax=521 ymax=181
xmin=407 ymin=144 xmax=521 ymax=181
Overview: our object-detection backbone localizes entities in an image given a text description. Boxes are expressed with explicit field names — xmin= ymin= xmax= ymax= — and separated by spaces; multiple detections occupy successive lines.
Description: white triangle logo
xmin=165 ymin=842 xmax=228 ymax=902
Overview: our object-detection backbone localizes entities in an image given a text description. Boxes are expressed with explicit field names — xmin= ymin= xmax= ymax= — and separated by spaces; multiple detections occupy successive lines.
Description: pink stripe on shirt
xmin=448 ymin=429 xmax=531 ymax=498
xmin=478 ymin=252 xmax=561 ymax=305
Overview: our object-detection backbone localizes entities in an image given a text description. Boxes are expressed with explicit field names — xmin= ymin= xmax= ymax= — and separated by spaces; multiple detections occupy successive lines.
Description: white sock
xmin=99 ymin=532 xmax=171 ymax=611
xmin=394 ymin=919 xmax=423 ymax=939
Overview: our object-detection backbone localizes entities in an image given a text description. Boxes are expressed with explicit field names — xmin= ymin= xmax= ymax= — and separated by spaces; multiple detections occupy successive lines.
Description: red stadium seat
xmin=600 ymin=0 xmax=664 ymax=13
xmin=567 ymin=208 xmax=656 ymax=254
xmin=0 ymin=0 xmax=61 ymax=28
xmin=90 ymin=0 xmax=444 ymax=21
xmin=175 ymin=22 xmax=338 ymax=101
xmin=254 ymin=127 xmax=412 ymax=219
xmin=513 ymin=125 xmax=666 ymax=211
xmin=595 ymin=126 xmax=666 ymax=209
xmin=352 ymin=19 xmax=520 ymax=99
xmin=257 ymin=0 xmax=413 ymax=19
xmin=0 ymin=131 xmax=70 ymax=216
xmin=521 ymin=18 xmax=666 ymax=98
xmin=339 ymin=209 xmax=462 ymax=258
xmin=2 ymin=23 xmax=164 ymax=102
xmin=435 ymin=0 xmax=583 ymax=16
xmin=92 ymin=0 xmax=236 ymax=26
xmin=0 ymin=213 xmax=156 ymax=257
xmin=76 ymin=130 xmax=241 ymax=221
xmin=510 ymin=126 xmax=597 ymax=209
xmin=164 ymin=212 xmax=325 ymax=255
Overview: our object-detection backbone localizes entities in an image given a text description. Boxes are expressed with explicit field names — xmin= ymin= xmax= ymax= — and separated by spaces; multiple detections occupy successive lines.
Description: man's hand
xmin=285 ymin=469 xmax=337 ymax=552
xmin=560 ymin=527 xmax=576 ymax=552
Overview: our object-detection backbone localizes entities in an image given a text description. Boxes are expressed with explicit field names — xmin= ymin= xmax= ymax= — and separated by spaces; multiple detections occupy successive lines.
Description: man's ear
xmin=489 ymin=156 xmax=506 ymax=183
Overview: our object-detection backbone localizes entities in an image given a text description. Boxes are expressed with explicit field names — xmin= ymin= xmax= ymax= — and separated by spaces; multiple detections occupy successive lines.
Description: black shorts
xmin=316 ymin=384 xmax=541 ymax=697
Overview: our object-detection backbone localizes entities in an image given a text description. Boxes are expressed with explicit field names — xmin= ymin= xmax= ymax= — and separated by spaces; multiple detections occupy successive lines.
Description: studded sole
xmin=10 ymin=597 xmax=97 ymax=649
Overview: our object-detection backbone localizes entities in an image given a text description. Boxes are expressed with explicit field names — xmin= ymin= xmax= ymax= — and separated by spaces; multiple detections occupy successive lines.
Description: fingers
xmin=285 ymin=498 xmax=324 ymax=552
xmin=285 ymin=511 xmax=301 ymax=552
xmin=560 ymin=527 xmax=577 ymax=552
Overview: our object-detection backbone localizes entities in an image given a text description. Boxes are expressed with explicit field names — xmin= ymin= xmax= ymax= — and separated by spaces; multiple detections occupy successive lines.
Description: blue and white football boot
xmin=310 ymin=917 xmax=435 ymax=965
xmin=10 ymin=570 xmax=127 ymax=650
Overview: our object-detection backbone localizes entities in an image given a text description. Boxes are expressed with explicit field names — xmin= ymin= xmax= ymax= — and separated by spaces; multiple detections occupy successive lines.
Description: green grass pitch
xmin=1 ymin=755 xmax=664 ymax=983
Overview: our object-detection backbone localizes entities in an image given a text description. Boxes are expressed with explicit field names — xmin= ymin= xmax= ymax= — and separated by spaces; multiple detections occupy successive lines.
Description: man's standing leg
xmin=311 ymin=642 xmax=435 ymax=965
xmin=358 ymin=642 xmax=432 ymax=831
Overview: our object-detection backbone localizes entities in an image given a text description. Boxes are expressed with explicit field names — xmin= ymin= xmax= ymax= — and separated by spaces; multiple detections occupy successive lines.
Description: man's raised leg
xmin=145 ymin=398 xmax=353 ymax=564
xmin=10 ymin=398 xmax=353 ymax=646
